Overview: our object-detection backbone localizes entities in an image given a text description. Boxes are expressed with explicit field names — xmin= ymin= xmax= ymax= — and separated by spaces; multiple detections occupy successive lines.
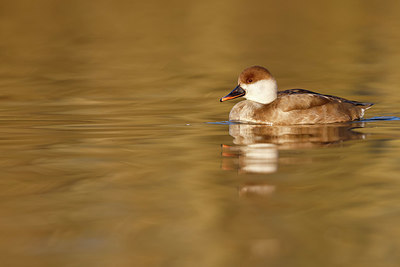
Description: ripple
xmin=208 ymin=116 xmax=400 ymax=125
xmin=362 ymin=116 xmax=400 ymax=122
xmin=206 ymin=121 xmax=232 ymax=125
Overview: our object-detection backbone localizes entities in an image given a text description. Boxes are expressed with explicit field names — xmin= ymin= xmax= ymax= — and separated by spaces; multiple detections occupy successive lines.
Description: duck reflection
xmin=222 ymin=122 xmax=366 ymax=175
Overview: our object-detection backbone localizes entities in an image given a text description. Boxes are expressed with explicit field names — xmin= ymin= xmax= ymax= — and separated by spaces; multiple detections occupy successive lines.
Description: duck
xmin=220 ymin=66 xmax=373 ymax=125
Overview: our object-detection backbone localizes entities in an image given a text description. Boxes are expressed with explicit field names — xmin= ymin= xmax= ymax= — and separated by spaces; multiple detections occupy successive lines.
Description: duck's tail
xmin=357 ymin=102 xmax=373 ymax=119
xmin=354 ymin=101 xmax=374 ymax=109
xmin=361 ymin=102 xmax=374 ymax=109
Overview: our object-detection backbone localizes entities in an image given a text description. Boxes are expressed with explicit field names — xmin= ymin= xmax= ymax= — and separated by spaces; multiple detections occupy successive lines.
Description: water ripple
xmin=363 ymin=116 xmax=400 ymax=122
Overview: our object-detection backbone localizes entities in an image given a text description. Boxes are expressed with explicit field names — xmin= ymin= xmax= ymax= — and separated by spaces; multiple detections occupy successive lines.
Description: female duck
xmin=220 ymin=66 xmax=373 ymax=125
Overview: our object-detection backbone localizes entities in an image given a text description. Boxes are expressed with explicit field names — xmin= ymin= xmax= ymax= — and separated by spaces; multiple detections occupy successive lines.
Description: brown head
xmin=237 ymin=66 xmax=273 ymax=85
xmin=220 ymin=66 xmax=278 ymax=104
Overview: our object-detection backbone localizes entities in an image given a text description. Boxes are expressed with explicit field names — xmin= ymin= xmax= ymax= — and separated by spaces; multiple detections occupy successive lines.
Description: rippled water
xmin=1 ymin=1 xmax=400 ymax=266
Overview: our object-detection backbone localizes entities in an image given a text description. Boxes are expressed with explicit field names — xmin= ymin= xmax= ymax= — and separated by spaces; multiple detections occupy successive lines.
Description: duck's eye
xmin=248 ymin=79 xmax=253 ymax=83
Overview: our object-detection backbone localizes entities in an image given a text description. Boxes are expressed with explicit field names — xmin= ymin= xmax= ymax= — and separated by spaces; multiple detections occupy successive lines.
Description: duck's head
xmin=220 ymin=66 xmax=278 ymax=104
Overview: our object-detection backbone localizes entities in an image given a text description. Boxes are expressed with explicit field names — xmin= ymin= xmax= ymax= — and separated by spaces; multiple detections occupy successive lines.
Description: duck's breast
xmin=229 ymin=100 xmax=264 ymax=122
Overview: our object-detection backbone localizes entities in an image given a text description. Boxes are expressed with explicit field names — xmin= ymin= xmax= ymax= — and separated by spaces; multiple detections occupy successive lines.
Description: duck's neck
xmin=244 ymin=79 xmax=278 ymax=104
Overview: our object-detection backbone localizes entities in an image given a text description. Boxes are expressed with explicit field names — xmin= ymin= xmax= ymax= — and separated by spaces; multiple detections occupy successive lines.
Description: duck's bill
xmin=220 ymin=86 xmax=246 ymax=102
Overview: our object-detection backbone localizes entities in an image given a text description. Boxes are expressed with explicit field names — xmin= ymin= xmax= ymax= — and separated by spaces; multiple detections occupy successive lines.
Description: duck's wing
xmin=277 ymin=89 xmax=373 ymax=112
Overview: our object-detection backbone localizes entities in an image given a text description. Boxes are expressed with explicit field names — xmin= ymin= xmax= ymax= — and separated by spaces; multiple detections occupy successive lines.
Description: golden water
xmin=0 ymin=1 xmax=400 ymax=266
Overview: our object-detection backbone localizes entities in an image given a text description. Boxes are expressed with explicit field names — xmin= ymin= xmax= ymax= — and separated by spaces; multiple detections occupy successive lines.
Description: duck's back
xmin=229 ymin=89 xmax=373 ymax=125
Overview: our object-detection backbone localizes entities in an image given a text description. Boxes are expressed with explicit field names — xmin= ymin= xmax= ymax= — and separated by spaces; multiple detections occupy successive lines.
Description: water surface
xmin=1 ymin=1 xmax=400 ymax=266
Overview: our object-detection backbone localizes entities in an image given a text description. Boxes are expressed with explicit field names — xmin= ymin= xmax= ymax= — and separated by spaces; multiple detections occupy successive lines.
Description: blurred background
xmin=0 ymin=0 xmax=399 ymax=266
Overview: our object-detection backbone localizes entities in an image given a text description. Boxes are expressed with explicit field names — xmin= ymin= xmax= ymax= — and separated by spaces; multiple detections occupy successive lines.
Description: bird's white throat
xmin=241 ymin=79 xmax=278 ymax=104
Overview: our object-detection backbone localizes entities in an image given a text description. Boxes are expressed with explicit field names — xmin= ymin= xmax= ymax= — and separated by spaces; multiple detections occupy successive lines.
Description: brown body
xmin=229 ymin=89 xmax=373 ymax=125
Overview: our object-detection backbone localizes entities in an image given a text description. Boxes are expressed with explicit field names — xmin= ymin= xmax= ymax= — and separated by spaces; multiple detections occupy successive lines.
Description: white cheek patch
xmin=243 ymin=79 xmax=278 ymax=104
